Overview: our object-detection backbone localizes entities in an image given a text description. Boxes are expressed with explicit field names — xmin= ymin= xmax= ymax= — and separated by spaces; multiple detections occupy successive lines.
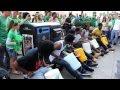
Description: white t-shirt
xmin=74 ymin=34 xmax=81 ymax=42
xmin=113 ymin=19 xmax=120 ymax=30
xmin=49 ymin=40 xmax=64 ymax=62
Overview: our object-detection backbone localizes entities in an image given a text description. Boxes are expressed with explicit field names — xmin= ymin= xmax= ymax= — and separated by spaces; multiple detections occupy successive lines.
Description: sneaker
xmin=100 ymin=53 xmax=104 ymax=56
xmin=75 ymin=71 xmax=83 ymax=79
xmin=87 ymin=62 xmax=98 ymax=67
xmin=113 ymin=43 xmax=116 ymax=45
xmin=81 ymin=72 xmax=93 ymax=76
xmin=109 ymin=48 xmax=115 ymax=51
xmin=84 ymin=66 xmax=94 ymax=72
xmin=104 ymin=51 xmax=109 ymax=54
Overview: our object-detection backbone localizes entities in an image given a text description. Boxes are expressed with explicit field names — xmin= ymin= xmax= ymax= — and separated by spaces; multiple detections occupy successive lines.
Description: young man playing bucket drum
xmin=14 ymin=40 xmax=55 ymax=79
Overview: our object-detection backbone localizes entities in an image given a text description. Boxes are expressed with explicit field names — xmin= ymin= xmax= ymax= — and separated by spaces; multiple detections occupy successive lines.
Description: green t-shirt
xmin=111 ymin=19 xmax=115 ymax=27
xmin=8 ymin=16 xmax=21 ymax=24
xmin=44 ymin=16 xmax=50 ymax=22
xmin=108 ymin=19 xmax=115 ymax=29
xmin=25 ymin=20 xmax=31 ymax=24
xmin=95 ymin=20 xmax=100 ymax=27
xmin=91 ymin=17 xmax=97 ymax=26
xmin=21 ymin=19 xmax=31 ymax=24
xmin=58 ymin=17 xmax=62 ymax=23
xmin=6 ymin=30 xmax=16 ymax=49
xmin=82 ymin=16 xmax=87 ymax=21
xmin=6 ymin=29 xmax=22 ymax=52
xmin=0 ymin=16 xmax=9 ymax=46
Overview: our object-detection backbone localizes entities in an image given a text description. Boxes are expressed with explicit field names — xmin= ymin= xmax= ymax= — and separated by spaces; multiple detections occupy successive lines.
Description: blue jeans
xmin=30 ymin=67 xmax=52 ymax=79
xmin=52 ymin=59 xmax=83 ymax=79
xmin=111 ymin=30 xmax=119 ymax=44
xmin=0 ymin=46 xmax=10 ymax=69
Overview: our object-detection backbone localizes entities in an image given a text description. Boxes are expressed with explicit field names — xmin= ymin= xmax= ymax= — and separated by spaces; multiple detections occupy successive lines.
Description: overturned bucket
xmin=44 ymin=68 xmax=64 ymax=79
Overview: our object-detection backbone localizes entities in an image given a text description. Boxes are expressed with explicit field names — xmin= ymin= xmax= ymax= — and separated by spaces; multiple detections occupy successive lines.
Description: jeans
xmin=107 ymin=29 xmax=112 ymax=41
xmin=30 ymin=67 xmax=52 ymax=79
xmin=52 ymin=59 xmax=83 ymax=79
xmin=0 ymin=46 xmax=10 ymax=70
xmin=111 ymin=30 xmax=119 ymax=44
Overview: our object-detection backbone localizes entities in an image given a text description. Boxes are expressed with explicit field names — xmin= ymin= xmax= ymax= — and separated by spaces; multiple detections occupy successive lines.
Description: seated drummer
xmin=92 ymin=23 xmax=115 ymax=52
xmin=14 ymin=40 xmax=55 ymax=79
xmin=68 ymin=28 xmax=101 ymax=64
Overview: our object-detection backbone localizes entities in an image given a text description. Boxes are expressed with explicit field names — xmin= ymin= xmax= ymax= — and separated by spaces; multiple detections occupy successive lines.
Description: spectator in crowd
xmin=65 ymin=13 xmax=73 ymax=24
xmin=91 ymin=15 xmax=97 ymax=27
xmin=111 ymin=14 xmax=120 ymax=45
xmin=48 ymin=12 xmax=59 ymax=23
xmin=0 ymin=11 xmax=11 ymax=69
xmin=6 ymin=20 xmax=22 ymax=74
xmin=18 ymin=12 xmax=23 ymax=21
xmin=62 ymin=13 xmax=73 ymax=35
xmin=32 ymin=14 xmax=38 ymax=23
xmin=61 ymin=15 xmax=66 ymax=25
xmin=95 ymin=17 xmax=101 ymax=27
xmin=22 ymin=12 xmax=31 ymax=24
xmin=37 ymin=14 xmax=44 ymax=23
xmin=101 ymin=17 xmax=108 ymax=35
xmin=8 ymin=11 xmax=21 ymax=24
xmin=58 ymin=14 xmax=62 ymax=23
xmin=44 ymin=11 xmax=51 ymax=22
xmin=107 ymin=15 xmax=115 ymax=41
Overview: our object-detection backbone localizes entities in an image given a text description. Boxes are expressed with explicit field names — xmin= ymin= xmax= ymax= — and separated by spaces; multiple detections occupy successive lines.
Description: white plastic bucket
xmin=89 ymin=39 xmax=99 ymax=49
xmin=44 ymin=68 xmax=63 ymax=79
xmin=63 ymin=53 xmax=81 ymax=70
xmin=82 ymin=42 xmax=92 ymax=54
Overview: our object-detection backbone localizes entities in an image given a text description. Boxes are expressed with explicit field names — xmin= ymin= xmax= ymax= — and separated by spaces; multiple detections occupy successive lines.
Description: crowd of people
xmin=0 ymin=11 xmax=120 ymax=79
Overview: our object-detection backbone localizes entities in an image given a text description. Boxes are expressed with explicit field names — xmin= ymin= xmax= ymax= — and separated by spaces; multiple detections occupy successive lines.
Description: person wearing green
xmin=57 ymin=14 xmax=63 ymax=24
xmin=107 ymin=16 xmax=115 ymax=40
xmin=8 ymin=11 xmax=21 ymax=24
xmin=81 ymin=15 xmax=87 ymax=21
xmin=44 ymin=12 xmax=51 ymax=22
xmin=15 ymin=12 xmax=31 ymax=26
xmin=21 ymin=12 xmax=31 ymax=24
xmin=91 ymin=15 xmax=97 ymax=27
xmin=18 ymin=12 xmax=23 ymax=22
xmin=7 ymin=11 xmax=22 ymax=35
xmin=0 ymin=11 xmax=11 ymax=69
xmin=6 ymin=20 xmax=22 ymax=74
xmin=37 ymin=14 xmax=44 ymax=23
xmin=95 ymin=17 xmax=101 ymax=27
xmin=58 ymin=17 xmax=62 ymax=23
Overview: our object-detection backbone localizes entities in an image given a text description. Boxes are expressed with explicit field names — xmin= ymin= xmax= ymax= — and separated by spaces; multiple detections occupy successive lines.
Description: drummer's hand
xmin=75 ymin=54 xmax=81 ymax=57
xmin=102 ymin=35 xmax=106 ymax=37
xmin=45 ymin=64 xmax=54 ymax=67
xmin=56 ymin=56 xmax=61 ymax=60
